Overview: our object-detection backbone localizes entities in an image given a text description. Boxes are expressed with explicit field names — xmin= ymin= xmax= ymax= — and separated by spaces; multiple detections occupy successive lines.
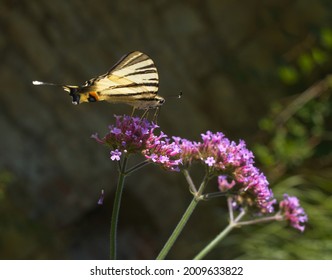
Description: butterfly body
xmin=33 ymin=51 xmax=165 ymax=110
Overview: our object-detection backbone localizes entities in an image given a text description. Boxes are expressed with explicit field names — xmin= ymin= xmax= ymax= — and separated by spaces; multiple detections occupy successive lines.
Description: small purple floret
xmin=279 ymin=194 xmax=308 ymax=232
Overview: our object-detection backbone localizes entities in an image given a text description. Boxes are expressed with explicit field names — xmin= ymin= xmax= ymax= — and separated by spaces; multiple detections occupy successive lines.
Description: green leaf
xmin=312 ymin=48 xmax=329 ymax=65
xmin=278 ymin=66 xmax=299 ymax=84
xmin=297 ymin=53 xmax=314 ymax=74
xmin=320 ymin=28 xmax=332 ymax=49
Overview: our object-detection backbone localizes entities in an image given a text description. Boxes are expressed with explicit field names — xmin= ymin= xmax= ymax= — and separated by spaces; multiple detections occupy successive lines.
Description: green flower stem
xmin=110 ymin=156 xmax=128 ymax=260
xmin=236 ymin=213 xmax=282 ymax=226
xmin=194 ymin=210 xmax=246 ymax=260
xmin=156 ymin=197 xmax=198 ymax=260
xmin=124 ymin=159 xmax=150 ymax=175
xmin=156 ymin=174 xmax=209 ymax=260
xmin=202 ymin=191 xmax=229 ymax=200
xmin=227 ymin=197 xmax=234 ymax=222
xmin=182 ymin=169 xmax=197 ymax=194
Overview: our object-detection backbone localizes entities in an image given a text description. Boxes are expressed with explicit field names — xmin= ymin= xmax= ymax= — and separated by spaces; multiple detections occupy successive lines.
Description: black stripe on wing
xmin=136 ymin=63 xmax=155 ymax=70
xmin=108 ymin=82 xmax=159 ymax=89
xmin=101 ymin=92 xmax=157 ymax=97
xmin=123 ymin=52 xmax=150 ymax=68
xmin=108 ymin=51 xmax=151 ymax=73
xmin=123 ymin=69 xmax=158 ymax=77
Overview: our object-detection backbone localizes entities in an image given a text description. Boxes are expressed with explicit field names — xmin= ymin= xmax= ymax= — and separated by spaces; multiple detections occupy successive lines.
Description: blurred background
xmin=1 ymin=0 xmax=332 ymax=259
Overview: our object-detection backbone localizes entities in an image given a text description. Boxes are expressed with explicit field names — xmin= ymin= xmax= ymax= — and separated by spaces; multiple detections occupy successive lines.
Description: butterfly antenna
xmin=32 ymin=81 xmax=74 ymax=93
xmin=32 ymin=81 xmax=62 ymax=86
xmin=166 ymin=91 xmax=182 ymax=99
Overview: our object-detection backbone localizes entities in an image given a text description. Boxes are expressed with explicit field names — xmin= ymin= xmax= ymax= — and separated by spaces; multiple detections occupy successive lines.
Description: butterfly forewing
xmin=92 ymin=51 xmax=159 ymax=96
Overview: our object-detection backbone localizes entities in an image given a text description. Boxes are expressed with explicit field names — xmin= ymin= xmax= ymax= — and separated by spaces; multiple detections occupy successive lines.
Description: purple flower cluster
xmin=279 ymin=194 xmax=308 ymax=232
xmin=199 ymin=132 xmax=255 ymax=172
xmin=174 ymin=131 xmax=276 ymax=213
xmin=91 ymin=115 xmax=158 ymax=154
xmin=91 ymin=115 xmax=182 ymax=171
xmin=94 ymin=117 xmax=307 ymax=215
xmin=172 ymin=137 xmax=199 ymax=167
xmin=143 ymin=135 xmax=182 ymax=171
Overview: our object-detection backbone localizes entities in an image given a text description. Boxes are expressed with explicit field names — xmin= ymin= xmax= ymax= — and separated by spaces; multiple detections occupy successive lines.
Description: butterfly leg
xmin=131 ymin=107 xmax=136 ymax=117
xmin=152 ymin=107 xmax=160 ymax=123
xmin=140 ymin=109 xmax=149 ymax=120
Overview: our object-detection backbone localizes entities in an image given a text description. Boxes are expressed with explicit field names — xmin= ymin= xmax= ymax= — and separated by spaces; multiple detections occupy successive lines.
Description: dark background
xmin=1 ymin=0 xmax=332 ymax=259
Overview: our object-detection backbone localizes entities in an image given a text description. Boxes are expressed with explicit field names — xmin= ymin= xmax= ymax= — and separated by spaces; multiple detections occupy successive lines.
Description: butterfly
xmin=33 ymin=51 xmax=165 ymax=115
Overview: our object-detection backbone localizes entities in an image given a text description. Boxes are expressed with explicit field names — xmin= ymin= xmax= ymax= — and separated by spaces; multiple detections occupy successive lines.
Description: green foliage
xmin=256 ymin=95 xmax=331 ymax=172
xmin=298 ymin=53 xmax=315 ymax=75
xmin=247 ymin=77 xmax=332 ymax=259
xmin=278 ymin=27 xmax=332 ymax=85
xmin=248 ymin=24 xmax=332 ymax=259
xmin=320 ymin=27 xmax=332 ymax=49
xmin=311 ymin=48 xmax=328 ymax=65
xmin=278 ymin=66 xmax=299 ymax=85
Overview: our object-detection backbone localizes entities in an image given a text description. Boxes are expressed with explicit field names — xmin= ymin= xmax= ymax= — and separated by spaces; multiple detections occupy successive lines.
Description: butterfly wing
xmin=83 ymin=51 xmax=159 ymax=99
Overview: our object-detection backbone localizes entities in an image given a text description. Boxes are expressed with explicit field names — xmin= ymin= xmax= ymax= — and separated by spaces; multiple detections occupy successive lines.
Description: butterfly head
xmin=63 ymin=86 xmax=81 ymax=105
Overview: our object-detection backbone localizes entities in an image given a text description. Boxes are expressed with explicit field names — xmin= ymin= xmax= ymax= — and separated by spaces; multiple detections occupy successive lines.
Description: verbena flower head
xmin=232 ymin=165 xmax=276 ymax=214
xmin=173 ymin=131 xmax=256 ymax=173
xmin=172 ymin=137 xmax=199 ymax=167
xmin=143 ymin=136 xmax=182 ymax=171
xmin=92 ymin=115 xmax=182 ymax=171
xmin=174 ymin=131 xmax=275 ymax=213
xmin=279 ymin=194 xmax=308 ymax=232
xmin=91 ymin=115 xmax=158 ymax=154
xmin=199 ymin=131 xmax=255 ymax=172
